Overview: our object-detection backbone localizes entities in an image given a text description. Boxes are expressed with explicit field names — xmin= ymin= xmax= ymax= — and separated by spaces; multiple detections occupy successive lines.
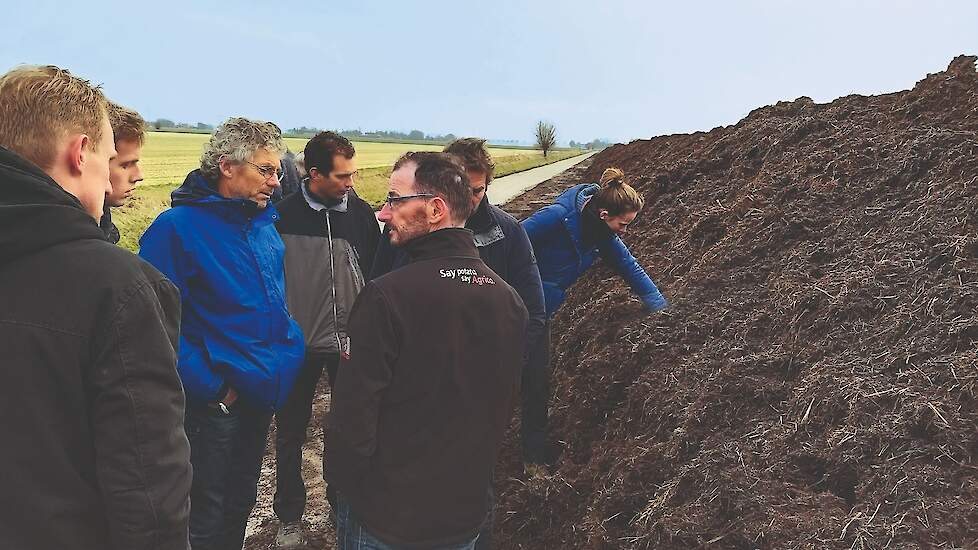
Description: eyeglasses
xmin=384 ymin=193 xmax=434 ymax=207
xmin=244 ymin=161 xmax=283 ymax=181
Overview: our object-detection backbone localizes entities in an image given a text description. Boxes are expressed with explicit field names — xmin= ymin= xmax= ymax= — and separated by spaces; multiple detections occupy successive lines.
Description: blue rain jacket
xmin=139 ymin=170 xmax=304 ymax=410
xmin=521 ymin=183 xmax=667 ymax=317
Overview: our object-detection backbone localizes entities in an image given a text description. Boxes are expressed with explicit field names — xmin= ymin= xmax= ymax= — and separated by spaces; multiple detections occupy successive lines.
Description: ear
xmin=427 ymin=196 xmax=448 ymax=224
xmin=599 ymin=209 xmax=610 ymax=220
xmin=219 ymin=157 xmax=235 ymax=179
xmin=66 ymin=134 xmax=89 ymax=176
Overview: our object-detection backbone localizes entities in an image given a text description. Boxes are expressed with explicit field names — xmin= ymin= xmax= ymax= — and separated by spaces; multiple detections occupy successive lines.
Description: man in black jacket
xmin=327 ymin=152 xmax=528 ymax=549
xmin=371 ymin=139 xmax=546 ymax=548
xmin=273 ymin=131 xmax=380 ymax=548
xmin=0 ymin=65 xmax=191 ymax=550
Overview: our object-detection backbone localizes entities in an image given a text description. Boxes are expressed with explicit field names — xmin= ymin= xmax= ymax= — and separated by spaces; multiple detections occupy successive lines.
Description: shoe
xmin=524 ymin=463 xmax=548 ymax=479
xmin=274 ymin=521 xmax=306 ymax=549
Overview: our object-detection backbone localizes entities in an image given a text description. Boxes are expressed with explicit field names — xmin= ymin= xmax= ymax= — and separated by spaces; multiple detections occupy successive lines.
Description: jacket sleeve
xmin=369 ymin=225 xmax=396 ymax=281
xmin=327 ymin=283 xmax=398 ymax=485
xmin=358 ymin=204 xmax=382 ymax=281
xmin=599 ymin=237 xmax=668 ymax=312
xmin=520 ymin=203 xmax=566 ymax=242
xmin=138 ymin=218 xmax=190 ymax=295
xmin=507 ymin=221 xmax=547 ymax=354
xmin=90 ymin=278 xmax=192 ymax=550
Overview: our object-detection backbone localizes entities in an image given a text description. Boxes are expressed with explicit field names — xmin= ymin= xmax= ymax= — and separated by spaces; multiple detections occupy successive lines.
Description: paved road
xmin=374 ymin=151 xmax=597 ymax=228
xmin=487 ymin=151 xmax=597 ymax=205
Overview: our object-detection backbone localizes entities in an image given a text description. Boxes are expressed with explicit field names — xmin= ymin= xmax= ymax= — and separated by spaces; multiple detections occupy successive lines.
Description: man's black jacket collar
xmin=404 ymin=227 xmax=479 ymax=263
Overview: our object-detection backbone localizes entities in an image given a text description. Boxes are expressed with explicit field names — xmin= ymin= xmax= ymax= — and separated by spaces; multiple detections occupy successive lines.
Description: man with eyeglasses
xmin=327 ymin=152 xmax=528 ymax=549
xmin=139 ymin=117 xmax=305 ymax=550
xmin=370 ymin=138 xmax=545 ymax=549
xmin=272 ymin=131 xmax=379 ymax=548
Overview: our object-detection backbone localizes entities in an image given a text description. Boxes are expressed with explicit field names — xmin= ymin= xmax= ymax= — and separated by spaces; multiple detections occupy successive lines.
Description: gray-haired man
xmin=140 ymin=117 xmax=305 ymax=550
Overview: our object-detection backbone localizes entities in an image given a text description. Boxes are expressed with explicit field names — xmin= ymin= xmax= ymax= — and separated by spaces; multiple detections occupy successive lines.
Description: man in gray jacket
xmin=274 ymin=131 xmax=380 ymax=548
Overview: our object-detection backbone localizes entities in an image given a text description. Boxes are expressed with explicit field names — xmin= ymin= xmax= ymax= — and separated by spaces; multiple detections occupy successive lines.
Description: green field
xmin=114 ymin=132 xmax=582 ymax=251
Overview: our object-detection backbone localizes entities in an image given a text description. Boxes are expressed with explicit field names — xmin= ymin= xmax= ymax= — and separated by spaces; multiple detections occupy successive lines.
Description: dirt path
xmin=242 ymin=156 xmax=597 ymax=550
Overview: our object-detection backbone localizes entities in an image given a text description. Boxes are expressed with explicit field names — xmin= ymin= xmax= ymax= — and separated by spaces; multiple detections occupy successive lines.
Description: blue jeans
xmin=333 ymin=492 xmax=479 ymax=550
xmin=185 ymin=400 xmax=273 ymax=550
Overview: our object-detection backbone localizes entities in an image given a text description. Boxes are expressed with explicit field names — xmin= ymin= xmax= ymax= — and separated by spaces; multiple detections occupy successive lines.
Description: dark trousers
xmin=273 ymin=352 xmax=340 ymax=523
xmin=475 ymin=474 xmax=495 ymax=550
xmin=185 ymin=400 xmax=273 ymax=550
xmin=333 ymin=492 xmax=479 ymax=550
xmin=521 ymin=320 xmax=552 ymax=465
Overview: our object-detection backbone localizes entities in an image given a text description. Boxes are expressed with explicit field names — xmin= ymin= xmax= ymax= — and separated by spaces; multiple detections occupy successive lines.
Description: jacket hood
xmin=0 ymin=147 xmax=105 ymax=266
xmin=554 ymin=183 xmax=598 ymax=214
xmin=171 ymin=169 xmax=225 ymax=206
xmin=171 ymin=169 xmax=278 ymax=223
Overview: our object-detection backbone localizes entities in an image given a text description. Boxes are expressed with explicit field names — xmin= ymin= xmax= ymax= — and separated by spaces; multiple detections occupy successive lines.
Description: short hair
xmin=592 ymin=167 xmax=644 ymax=215
xmin=393 ymin=152 xmax=473 ymax=223
xmin=304 ymin=131 xmax=355 ymax=175
xmin=294 ymin=151 xmax=307 ymax=178
xmin=0 ymin=65 xmax=108 ymax=170
xmin=107 ymin=101 xmax=145 ymax=145
xmin=200 ymin=117 xmax=285 ymax=183
xmin=444 ymin=137 xmax=494 ymax=185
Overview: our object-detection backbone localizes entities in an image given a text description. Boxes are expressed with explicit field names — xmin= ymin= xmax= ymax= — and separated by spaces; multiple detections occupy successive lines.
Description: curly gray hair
xmin=200 ymin=117 xmax=285 ymax=182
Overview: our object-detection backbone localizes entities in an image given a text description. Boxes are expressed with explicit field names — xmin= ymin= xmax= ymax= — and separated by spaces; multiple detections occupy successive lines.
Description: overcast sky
xmin=3 ymin=0 xmax=977 ymax=144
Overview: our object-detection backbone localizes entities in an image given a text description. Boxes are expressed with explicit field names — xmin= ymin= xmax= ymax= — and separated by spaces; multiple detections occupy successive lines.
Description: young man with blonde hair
xmin=0 ymin=65 xmax=192 ymax=550
xmin=101 ymin=101 xmax=146 ymax=243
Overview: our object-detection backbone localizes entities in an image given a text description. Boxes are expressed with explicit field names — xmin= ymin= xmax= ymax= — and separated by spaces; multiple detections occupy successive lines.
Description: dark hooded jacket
xmin=100 ymin=202 xmax=121 ymax=244
xmin=0 ymin=147 xmax=192 ymax=549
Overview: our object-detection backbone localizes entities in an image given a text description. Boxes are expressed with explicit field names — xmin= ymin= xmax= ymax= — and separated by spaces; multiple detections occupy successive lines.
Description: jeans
xmin=185 ymin=399 xmax=273 ymax=550
xmin=521 ymin=320 xmax=552 ymax=465
xmin=333 ymin=492 xmax=479 ymax=550
xmin=273 ymin=352 xmax=339 ymax=523
xmin=474 ymin=474 xmax=495 ymax=550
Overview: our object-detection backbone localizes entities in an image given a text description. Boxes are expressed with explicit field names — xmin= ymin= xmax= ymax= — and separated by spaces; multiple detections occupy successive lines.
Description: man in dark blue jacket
xmin=371 ymin=138 xmax=545 ymax=549
xmin=140 ymin=117 xmax=305 ymax=550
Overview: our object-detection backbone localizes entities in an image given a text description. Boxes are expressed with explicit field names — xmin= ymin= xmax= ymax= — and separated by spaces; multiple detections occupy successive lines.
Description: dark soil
xmin=492 ymin=56 xmax=978 ymax=549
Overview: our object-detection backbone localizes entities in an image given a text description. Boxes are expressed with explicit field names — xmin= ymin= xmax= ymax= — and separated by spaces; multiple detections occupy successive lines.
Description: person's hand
xmin=223 ymin=387 xmax=238 ymax=407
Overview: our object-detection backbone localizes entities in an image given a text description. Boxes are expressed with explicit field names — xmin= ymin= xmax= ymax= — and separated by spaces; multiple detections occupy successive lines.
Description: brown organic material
xmin=494 ymin=56 xmax=978 ymax=549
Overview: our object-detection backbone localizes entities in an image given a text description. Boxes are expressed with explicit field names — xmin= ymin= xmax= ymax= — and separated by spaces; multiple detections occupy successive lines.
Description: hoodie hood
xmin=0 ymin=147 xmax=104 ymax=266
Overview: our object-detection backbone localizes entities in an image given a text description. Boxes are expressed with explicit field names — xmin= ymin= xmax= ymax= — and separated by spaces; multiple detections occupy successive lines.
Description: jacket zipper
xmin=324 ymin=211 xmax=343 ymax=354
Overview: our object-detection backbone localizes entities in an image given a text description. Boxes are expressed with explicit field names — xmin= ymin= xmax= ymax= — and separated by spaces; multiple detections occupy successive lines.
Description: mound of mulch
xmin=493 ymin=56 xmax=978 ymax=549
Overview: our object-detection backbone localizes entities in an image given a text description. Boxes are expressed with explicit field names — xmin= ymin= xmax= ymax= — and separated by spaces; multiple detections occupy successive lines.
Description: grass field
xmin=114 ymin=132 xmax=582 ymax=251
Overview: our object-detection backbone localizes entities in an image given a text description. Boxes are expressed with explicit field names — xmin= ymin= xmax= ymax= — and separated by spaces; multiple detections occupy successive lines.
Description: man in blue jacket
xmin=140 ymin=117 xmax=305 ymax=550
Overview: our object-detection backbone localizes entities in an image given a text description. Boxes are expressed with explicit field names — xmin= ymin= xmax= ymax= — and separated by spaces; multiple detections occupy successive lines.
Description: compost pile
xmin=495 ymin=56 xmax=978 ymax=549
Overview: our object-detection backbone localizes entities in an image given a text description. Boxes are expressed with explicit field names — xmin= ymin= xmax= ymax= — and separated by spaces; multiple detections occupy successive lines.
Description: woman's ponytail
xmin=593 ymin=167 xmax=643 ymax=215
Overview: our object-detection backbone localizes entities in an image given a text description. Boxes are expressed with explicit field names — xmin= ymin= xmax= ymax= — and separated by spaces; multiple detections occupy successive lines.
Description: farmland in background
xmin=115 ymin=132 xmax=582 ymax=251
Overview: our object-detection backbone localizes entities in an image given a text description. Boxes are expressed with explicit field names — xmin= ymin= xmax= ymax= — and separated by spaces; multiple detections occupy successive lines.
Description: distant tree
xmin=154 ymin=118 xmax=174 ymax=130
xmin=535 ymin=120 xmax=557 ymax=157
xmin=408 ymin=129 xmax=425 ymax=140
xmin=569 ymin=140 xmax=578 ymax=148
xmin=196 ymin=122 xmax=213 ymax=130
